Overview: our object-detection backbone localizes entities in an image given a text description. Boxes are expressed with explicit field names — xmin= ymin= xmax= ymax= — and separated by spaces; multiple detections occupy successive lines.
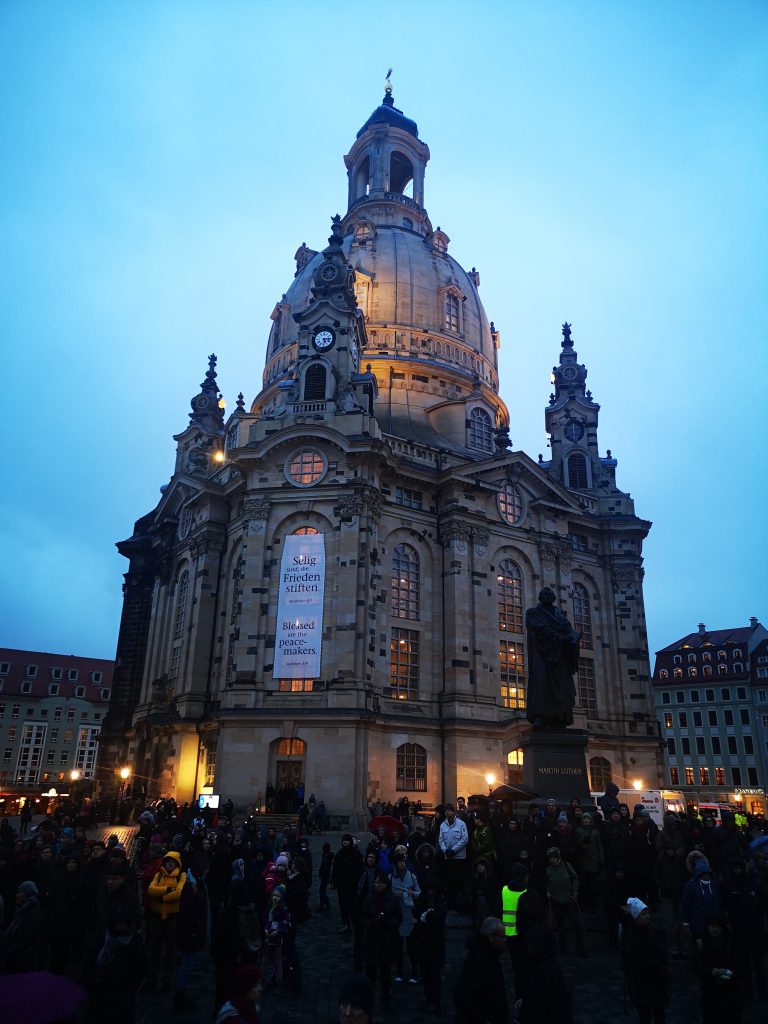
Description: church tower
xmin=99 ymin=87 xmax=661 ymax=818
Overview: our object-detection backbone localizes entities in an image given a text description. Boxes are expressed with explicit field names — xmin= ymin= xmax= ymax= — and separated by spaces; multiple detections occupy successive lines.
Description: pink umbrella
xmin=0 ymin=971 xmax=87 ymax=1024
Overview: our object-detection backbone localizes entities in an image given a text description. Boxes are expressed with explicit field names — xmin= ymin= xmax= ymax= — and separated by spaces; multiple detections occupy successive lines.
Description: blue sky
xmin=1 ymin=1 xmax=766 ymax=662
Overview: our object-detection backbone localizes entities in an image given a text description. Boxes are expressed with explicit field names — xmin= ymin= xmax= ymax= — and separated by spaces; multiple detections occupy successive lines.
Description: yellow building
xmin=99 ymin=89 xmax=661 ymax=822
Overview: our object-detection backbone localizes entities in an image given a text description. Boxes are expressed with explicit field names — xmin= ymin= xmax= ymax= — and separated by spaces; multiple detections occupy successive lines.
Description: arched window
xmin=673 ymin=655 xmax=682 ymax=665
xmin=688 ymin=653 xmax=697 ymax=663
xmin=568 ymin=451 xmax=589 ymax=489
xmin=589 ymin=756 xmax=612 ymax=792
xmin=718 ymin=664 xmax=727 ymax=675
xmin=674 ymin=668 xmax=683 ymax=678
xmin=389 ymin=151 xmax=414 ymax=195
xmin=734 ymin=663 xmax=744 ymax=674
xmin=507 ymin=748 xmax=524 ymax=784
xmin=173 ymin=571 xmax=189 ymax=641
xmin=230 ymin=556 xmax=243 ymax=623
xmin=499 ymin=641 xmax=525 ymax=709
xmin=277 ymin=737 xmax=305 ymax=756
xmin=292 ymin=527 xmax=319 ymax=535
xmin=703 ymin=665 xmax=712 ymax=677
xmin=391 ymin=544 xmax=420 ymax=620
xmin=497 ymin=559 xmax=523 ymax=633
xmin=355 ymin=156 xmax=370 ymax=199
xmin=688 ymin=667 xmax=697 ymax=678
xmin=303 ymin=363 xmax=327 ymax=401
xmin=572 ymin=583 xmax=593 ymax=650
xmin=396 ymin=742 xmax=426 ymax=792
xmin=659 ymin=669 xmax=669 ymax=679
xmin=468 ymin=408 xmax=493 ymax=452
xmin=444 ymin=293 xmax=460 ymax=333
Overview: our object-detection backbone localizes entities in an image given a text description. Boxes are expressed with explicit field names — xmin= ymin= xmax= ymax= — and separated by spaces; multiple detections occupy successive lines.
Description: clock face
xmin=312 ymin=328 xmax=335 ymax=351
xmin=195 ymin=395 xmax=210 ymax=410
xmin=320 ymin=264 xmax=338 ymax=282
xmin=564 ymin=420 xmax=584 ymax=442
xmin=562 ymin=365 xmax=578 ymax=381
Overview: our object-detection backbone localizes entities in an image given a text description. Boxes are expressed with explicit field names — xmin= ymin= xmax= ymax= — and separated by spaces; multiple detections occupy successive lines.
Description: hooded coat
xmin=681 ymin=862 xmax=722 ymax=939
xmin=147 ymin=850 xmax=187 ymax=918
xmin=453 ymin=931 xmax=508 ymax=1024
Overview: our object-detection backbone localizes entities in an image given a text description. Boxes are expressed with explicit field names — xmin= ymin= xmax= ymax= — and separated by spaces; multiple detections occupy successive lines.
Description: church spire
xmin=550 ymin=322 xmax=590 ymax=403
xmin=188 ymin=353 xmax=225 ymax=431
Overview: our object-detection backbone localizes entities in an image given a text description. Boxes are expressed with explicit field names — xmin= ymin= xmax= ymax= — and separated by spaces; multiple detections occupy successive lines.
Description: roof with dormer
xmin=0 ymin=647 xmax=114 ymax=700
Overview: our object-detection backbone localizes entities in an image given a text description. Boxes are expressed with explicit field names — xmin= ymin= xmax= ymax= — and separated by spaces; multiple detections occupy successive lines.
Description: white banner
xmin=272 ymin=533 xmax=325 ymax=680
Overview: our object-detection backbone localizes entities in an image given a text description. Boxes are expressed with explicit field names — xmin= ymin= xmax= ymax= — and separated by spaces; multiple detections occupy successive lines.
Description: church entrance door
xmin=275 ymin=760 xmax=303 ymax=812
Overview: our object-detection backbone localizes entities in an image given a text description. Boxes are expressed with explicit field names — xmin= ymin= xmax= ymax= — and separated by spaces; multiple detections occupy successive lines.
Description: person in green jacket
xmin=545 ymin=847 xmax=586 ymax=957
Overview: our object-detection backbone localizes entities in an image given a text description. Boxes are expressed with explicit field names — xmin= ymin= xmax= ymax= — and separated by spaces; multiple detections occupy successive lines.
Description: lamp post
xmin=485 ymin=772 xmax=496 ymax=795
xmin=119 ymin=767 xmax=131 ymax=800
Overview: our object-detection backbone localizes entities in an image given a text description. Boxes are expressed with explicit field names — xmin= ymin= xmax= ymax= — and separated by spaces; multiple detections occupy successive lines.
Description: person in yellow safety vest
xmin=501 ymin=863 xmax=546 ymax=1002
xmin=734 ymin=811 xmax=747 ymax=829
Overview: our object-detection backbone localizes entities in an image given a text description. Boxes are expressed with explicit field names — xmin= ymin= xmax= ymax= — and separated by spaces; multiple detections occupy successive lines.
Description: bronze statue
xmin=525 ymin=587 xmax=581 ymax=729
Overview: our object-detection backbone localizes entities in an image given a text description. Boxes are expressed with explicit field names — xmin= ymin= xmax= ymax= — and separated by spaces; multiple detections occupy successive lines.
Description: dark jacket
xmin=453 ymin=931 xmax=508 ymax=1024
xmin=620 ymin=918 xmax=668 ymax=1008
xmin=5 ymin=895 xmax=44 ymax=973
xmin=329 ymin=837 xmax=363 ymax=892
xmin=360 ymin=888 xmax=401 ymax=964
xmin=681 ymin=863 xmax=722 ymax=939
xmin=520 ymin=924 xmax=572 ymax=1024
xmin=177 ymin=874 xmax=210 ymax=953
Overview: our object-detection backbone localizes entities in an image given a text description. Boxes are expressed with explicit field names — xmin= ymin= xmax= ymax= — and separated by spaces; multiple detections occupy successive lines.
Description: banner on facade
xmin=272 ymin=532 xmax=325 ymax=680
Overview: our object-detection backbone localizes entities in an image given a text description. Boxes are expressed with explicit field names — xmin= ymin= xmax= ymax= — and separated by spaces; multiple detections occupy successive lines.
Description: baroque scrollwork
xmin=242 ymin=498 xmax=272 ymax=521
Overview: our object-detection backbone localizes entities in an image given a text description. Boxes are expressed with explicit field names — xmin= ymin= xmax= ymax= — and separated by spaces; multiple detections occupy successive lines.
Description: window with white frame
xmin=15 ymin=722 xmax=46 ymax=785
xmin=444 ymin=293 xmax=460 ymax=333
xmin=468 ymin=408 xmax=493 ymax=452
xmin=396 ymin=743 xmax=427 ymax=792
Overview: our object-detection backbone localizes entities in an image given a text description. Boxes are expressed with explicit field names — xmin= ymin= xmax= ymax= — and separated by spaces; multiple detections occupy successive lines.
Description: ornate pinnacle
xmin=328 ymin=214 xmax=344 ymax=248
xmin=561 ymin=323 xmax=572 ymax=348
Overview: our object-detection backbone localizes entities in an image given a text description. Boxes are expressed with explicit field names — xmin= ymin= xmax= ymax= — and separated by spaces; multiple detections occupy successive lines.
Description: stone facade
xmin=99 ymin=90 xmax=662 ymax=822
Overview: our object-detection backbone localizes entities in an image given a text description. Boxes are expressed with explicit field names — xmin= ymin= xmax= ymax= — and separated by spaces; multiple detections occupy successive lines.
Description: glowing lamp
xmin=119 ymin=767 xmax=131 ymax=781
xmin=213 ymin=450 xmax=225 ymax=463
xmin=632 ymin=779 xmax=643 ymax=791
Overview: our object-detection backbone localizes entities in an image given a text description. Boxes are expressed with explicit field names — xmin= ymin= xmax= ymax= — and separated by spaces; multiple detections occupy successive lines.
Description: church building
xmin=99 ymin=86 xmax=662 ymax=821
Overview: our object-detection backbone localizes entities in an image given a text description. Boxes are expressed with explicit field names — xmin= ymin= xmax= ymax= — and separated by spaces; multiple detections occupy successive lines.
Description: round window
xmin=287 ymin=450 xmax=326 ymax=487
xmin=178 ymin=506 xmax=193 ymax=540
xmin=498 ymin=484 xmax=523 ymax=525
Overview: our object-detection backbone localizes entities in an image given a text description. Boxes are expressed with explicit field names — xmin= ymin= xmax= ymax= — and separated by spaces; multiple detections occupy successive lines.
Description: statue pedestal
xmin=519 ymin=728 xmax=591 ymax=804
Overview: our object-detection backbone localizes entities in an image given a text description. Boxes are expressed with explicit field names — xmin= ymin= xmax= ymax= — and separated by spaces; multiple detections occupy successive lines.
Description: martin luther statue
xmin=525 ymin=587 xmax=581 ymax=729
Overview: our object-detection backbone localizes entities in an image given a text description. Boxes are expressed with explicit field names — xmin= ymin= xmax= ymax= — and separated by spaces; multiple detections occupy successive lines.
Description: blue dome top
xmin=356 ymin=93 xmax=418 ymax=139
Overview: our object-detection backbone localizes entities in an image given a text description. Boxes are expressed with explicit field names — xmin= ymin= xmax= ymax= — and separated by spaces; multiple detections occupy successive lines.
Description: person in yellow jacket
xmin=147 ymin=850 xmax=187 ymax=990
xmin=501 ymin=863 xmax=546 ymax=1002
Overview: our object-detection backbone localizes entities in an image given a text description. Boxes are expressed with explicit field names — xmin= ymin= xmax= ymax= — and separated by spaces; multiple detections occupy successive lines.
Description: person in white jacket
xmin=438 ymin=804 xmax=469 ymax=902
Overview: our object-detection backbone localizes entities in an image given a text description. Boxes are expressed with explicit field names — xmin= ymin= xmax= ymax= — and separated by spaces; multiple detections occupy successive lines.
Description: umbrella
xmin=490 ymin=783 xmax=540 ymax=801
xmin=0 ymin=971 xmax=86 ymax=1024
xmin=748 ymin=834 xmax=768 ymax=853
xmin=467 ymin=794 xmax=491 ymax=805
xmin=368 ymin=814 xmax=407 ymax=837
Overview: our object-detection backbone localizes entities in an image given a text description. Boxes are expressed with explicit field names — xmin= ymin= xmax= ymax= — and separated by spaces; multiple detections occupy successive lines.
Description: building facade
xmin=99 ymin=88 xmax=660 ymax=821
xmin=0 ymin=648 xmax=114 ymax=806
xmin=653 ymin=618 xmax=768 ymax=816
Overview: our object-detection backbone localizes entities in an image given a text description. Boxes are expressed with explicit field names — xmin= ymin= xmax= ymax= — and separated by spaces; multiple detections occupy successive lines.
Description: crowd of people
xmin=0 ymin=788 xmax=767 ymax=1023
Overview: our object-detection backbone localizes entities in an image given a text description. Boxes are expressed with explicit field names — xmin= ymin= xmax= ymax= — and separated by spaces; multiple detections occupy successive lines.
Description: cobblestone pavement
xmin=85 ymin=827 xmax=766 ymax=1024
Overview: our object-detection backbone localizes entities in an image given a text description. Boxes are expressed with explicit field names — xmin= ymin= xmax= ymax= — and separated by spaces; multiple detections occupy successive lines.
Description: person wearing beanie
xmin=620 ymin=897 xmax=669 ymax=1023
xmin=337 ymin=972 xmax=375 ymax=1023
xmin=5 ymin=880 xmax=43 ymax=972
xmin=545 ymin=847 xmax=586 ymax=957
xmin=262 ymin=883 xmax=291 ymax=992
xmin=330 ymin=833 xmax=364 ymax=934
xmin=215 ymin=964 xmax=262 ymax=1024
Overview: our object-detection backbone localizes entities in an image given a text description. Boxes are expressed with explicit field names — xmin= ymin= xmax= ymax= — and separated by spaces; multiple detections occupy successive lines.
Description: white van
xmin=697 ymin=802 xmax=737 ymax=825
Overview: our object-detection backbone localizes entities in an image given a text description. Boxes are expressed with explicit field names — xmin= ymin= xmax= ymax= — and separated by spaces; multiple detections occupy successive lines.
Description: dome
xmin=356 ymin=93 xmax=419 ymax=140
xmin=275 ymin=228 xmax=494 ymax=363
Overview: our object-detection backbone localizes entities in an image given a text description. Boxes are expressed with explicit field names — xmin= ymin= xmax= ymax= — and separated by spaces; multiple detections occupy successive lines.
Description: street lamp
xmin=632 ymin=779 xmax=643 ymax=791
xmin=70 ymin=770 xmax=81 ymax=782
xmin=485 ymin=772 xmax=496 ymax=794
xmin=119 ymin=767 xmax=131 ymax=781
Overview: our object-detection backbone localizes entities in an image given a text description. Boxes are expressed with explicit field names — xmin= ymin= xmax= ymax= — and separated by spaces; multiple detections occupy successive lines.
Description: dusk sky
xmin=1 ymin=1 xmax=766 ymax=664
